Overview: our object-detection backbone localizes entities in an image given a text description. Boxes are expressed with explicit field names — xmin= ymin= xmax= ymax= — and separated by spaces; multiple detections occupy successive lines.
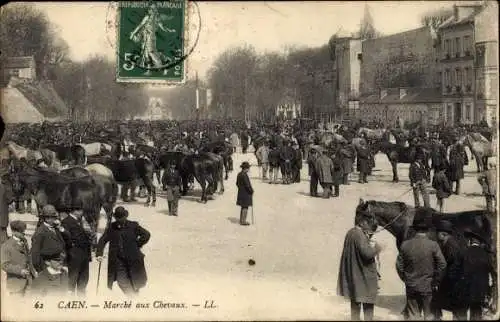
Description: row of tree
xmin=1 ymin=3 xmax=148 ymax=122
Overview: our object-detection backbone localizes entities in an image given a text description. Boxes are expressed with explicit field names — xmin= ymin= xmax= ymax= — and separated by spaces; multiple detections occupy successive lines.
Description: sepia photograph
xmin=0 ymin=1 xmax=498 ymax=321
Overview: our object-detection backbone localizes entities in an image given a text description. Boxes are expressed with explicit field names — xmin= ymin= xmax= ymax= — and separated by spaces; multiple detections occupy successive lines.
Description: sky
xmin=35 ymin=1 xmax=457 ymax=82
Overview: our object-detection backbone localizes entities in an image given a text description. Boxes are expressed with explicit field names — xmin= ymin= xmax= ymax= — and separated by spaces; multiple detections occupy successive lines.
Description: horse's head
xmin=355 ymin=199 xmax=378 ymax=233
xmin=356 ymin=199 xmax=409 ymax=236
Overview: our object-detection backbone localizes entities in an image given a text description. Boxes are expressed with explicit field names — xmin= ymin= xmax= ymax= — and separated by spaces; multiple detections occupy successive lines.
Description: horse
xmin=319 ymin=132 xmax=348 ymax=149
xmin=357 ymin=127 xmax=387 ymax=141
xmin=180 ymin=152 xmax=223 ymax=203
xmin=77 ymin=142 xmax=112 ymax=157
xmin=461 ymin=133 xmax=494 ymax=172
xmin=41 ymin=144 xmax=86 ymax=166
xmin=199 ymin=141 xmax=234 ymax=180
xmin=4 ymin=141 xmax=43 ymax=165
xmin=355 ymin=199 xmax=497 ymax=316
xmin=376 ymin=141 xmax=431 ymax=183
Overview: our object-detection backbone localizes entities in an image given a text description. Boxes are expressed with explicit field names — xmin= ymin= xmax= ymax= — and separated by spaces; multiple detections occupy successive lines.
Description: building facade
xmin=474 ymin=3 xmax=498 ymax=127
xmin=3 ymin=56 xmax=36 ymax=80
xmin=438 ymin=5 xmax=482 ymax=125
xmin=360 ymin=87 xmax=442 ymax=126
xmin=330 ymin=34 xmax=362 ymax=119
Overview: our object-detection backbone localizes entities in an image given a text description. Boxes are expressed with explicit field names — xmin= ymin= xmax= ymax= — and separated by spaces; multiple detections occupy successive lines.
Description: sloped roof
xmin=4 ymin=56 xmax=35 ymax=69
xmin=360 ymin=87 xmax=442 ymax=104
xmin=12 ymin=80 xmax=67 ymax=119
xmin=439 ymin=5 xmax=483 ymax=29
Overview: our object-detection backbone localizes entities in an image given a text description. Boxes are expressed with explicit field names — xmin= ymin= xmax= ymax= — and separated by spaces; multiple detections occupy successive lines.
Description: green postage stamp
xmin=116 ymin=0 xmax=186 ymax=83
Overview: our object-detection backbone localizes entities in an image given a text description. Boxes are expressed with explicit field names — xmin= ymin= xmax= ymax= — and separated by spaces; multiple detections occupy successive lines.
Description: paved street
xmin=2 ymin=149 xmax=490 ymax=321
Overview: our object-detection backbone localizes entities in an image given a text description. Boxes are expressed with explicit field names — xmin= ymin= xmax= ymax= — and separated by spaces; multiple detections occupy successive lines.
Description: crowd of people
xmin=338 ymin=207 xmax=495 ymax=321
xmin=0 ymin=115 xmax=496 ymax=320
xmin=1 ymin=203 xmax=150 ymax=297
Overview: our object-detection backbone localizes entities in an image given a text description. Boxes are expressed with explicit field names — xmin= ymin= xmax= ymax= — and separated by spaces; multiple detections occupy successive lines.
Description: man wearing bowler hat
xmin=236 ymin=161 xmax=253 ymax=226
xmin=31 ymin=205 xmax=70 ymax=273
xmin=96 ymin=206 xmax=150 ymax=296
xmin=396 ymin=209 xmax=447 ymax=320
xmin=458 ymin=228 xmax=496 ymax=320
xmin=433 ymin=220 xmax=465 ymax=320
xmin=1 ymin=220 xmax=37 ymax=296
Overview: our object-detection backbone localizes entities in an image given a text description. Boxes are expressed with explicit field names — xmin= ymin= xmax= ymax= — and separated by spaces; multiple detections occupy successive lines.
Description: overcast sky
xmin=36 ymin=1 xmax=457 ymax=81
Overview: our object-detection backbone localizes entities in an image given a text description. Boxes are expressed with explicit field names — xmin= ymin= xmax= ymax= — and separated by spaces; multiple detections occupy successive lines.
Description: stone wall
xmin=360 ymin=27 xmax=439 ymax=94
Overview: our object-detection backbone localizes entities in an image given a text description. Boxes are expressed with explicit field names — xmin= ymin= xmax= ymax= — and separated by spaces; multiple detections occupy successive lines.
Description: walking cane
xmin=251 ymin=206 xmax=255 ymax=225
xmin=96 ymin=260 xmax=102 ymax=296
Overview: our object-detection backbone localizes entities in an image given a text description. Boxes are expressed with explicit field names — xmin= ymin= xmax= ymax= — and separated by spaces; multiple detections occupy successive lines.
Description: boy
xmin=30 ymin=253 xmax=69 ymax=296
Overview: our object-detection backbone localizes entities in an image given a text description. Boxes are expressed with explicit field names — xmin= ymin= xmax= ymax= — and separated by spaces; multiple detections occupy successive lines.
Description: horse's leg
xmin=199 ymin=176 xmax=207 ymax=203
xmin=475 ymin=152 xmax=482 ymax=172
xmin=129 ymin=181 xmax=137 ymax=202
xmin=483 ymin=156 xmax=488 ymax=171
xmin=392 ymin=161 xmax=399 ymax=183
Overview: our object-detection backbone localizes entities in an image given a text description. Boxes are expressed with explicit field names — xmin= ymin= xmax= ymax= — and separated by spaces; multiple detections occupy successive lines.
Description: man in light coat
xmin=477 ymin=162 xmax=496 ymax=214
xmin=314 ymin=151 xmax=335 ymax=198
xmin=1 ymin=220 xmax=37 ymax=296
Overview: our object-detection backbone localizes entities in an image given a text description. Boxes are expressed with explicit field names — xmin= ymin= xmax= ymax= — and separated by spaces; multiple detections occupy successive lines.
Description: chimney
xmin=380 ymin=89 xmax=387 ymax=100
xmin=453 ymin=5 xmax=458 ymax=19
xmin=399 ymin=88 xmax=407 ymax=99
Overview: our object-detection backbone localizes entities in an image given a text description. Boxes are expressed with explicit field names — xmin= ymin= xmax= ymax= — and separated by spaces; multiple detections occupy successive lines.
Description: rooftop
xmin=438 ymin=5 xmax=484 ymax=29
xmin=360 ymin=87 xmax=442 ymax=104
xmin=3 ymin=56 xmax=35 ymax=69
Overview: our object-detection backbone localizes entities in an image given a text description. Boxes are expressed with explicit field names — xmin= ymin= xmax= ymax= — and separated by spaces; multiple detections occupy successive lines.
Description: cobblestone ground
xmin=2 ymin=148 xmax=494 ymax=321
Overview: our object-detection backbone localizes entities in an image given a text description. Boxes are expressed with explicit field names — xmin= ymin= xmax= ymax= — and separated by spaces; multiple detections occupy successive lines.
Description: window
xmin=9 ymin=69 xmax=20 ymax=77
xmin=444 ymin=39 xmax=451 ymax=58
xmin=447 ymin=104 xmax=453 ymax=123
xmin=466 ymin=104 xmax=472 ymax=121
xmin=455 ymin=68 xmax=462 ymax=87
xmin=444 ymin=69 xmax=451 ymax=90
xmin=463 ymin=35 xmax=471 ymax=55
xmin=455 ymin=37 xmax=461 ymax=57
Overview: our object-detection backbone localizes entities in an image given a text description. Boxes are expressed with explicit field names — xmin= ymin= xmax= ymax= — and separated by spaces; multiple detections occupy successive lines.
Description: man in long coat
xmin=357 ymin=141 xmax=371 ymax=184
xmin=0 ymin=180 xmax=14 ymax=244
xmin=96 ymin=207 xmax=150 ymax=296
xmin=307 ymin=148 xmax=320 ymax=197
xmin=314 ymin=151 xmax=335 ymax=198
xmin=337 ymin=212 xmax=383 ymax=321
xmin=236 ymin=162 xmax=253 ymax=226
xmin=477 ymin=163 xmax=497 ymax=214
xmin=433 ymin=220 xmax=465 ymax=320
xmin=331 ymin=150 xmax=344 ymax=197
xmin=339 ymin=142 xmax=354 ymax=185
xmin=447 ymin=140 xmax=466 ymax=195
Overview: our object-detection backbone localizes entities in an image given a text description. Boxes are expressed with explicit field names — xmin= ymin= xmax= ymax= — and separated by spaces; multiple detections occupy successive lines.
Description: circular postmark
xmin=107 ymin=0 xmax=201 ymax=77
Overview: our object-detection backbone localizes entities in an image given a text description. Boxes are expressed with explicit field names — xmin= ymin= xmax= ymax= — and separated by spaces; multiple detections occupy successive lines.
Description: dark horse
xmin=355 ymin=199 xmax=498 ymax=315
xmin=41 ymin=144 xmax=86 ymax=166
xmin=376 ymin=141 xmax=431 ymax=183
xmin=180 ymin=152 xmax=224 ymax=203
xmin=199 ymin=141 xmax=234 ymax=180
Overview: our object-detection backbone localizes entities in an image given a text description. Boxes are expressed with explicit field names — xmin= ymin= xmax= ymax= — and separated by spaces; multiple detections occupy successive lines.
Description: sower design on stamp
xmin=117 ymin=0 xmax=186 ymax=83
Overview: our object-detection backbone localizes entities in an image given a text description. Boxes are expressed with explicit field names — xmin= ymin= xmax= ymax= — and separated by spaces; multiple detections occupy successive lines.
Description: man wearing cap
xmin=396 ymin=209 xmax=447 ymax=320
xmin=292 ymin=143 xmax=302 ymax=183
xmin=30 ymin=252 xmax=69 ymax=296
xmin=61 ymin=209 xmax=93 ymax=296
xmin=31 ymin=205 xmax=70 ymax=273
xmin=409 ymin=153 xmax=430 ymax=208
xmin=1 ymin=220 xmax=37 ymax=296
xmin=357 ymin=140 xmax=370 ymax=184
xmin=457 ymin=228 xmax=496 ymax=320
xmin=433 ymin=220 xmax=465 ymax=320
xmin=96 ymin=206 xmax=150 ymax=295
xmin=236 ymin=162 xmax=253 ymax=226
xmin=163 ymin=163 xmax=182 ymax=216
